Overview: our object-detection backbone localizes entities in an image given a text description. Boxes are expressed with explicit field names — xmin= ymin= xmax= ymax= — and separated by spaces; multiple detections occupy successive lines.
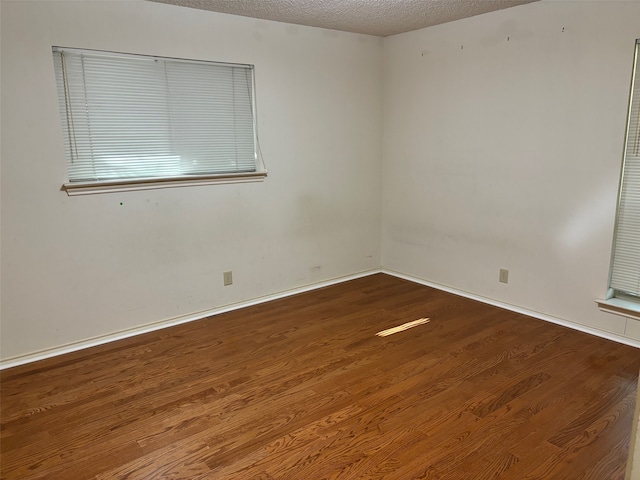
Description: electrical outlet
xmin=223 ymin=271 xmax=233 ymax=286
xmin=499 ymin=268 xmax=509 ymax=284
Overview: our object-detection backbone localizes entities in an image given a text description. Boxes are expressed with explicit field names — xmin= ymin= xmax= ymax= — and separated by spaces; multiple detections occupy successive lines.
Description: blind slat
xmin=52 ymin=47 xmax=257 ymax=182
xmin=610 ymin=42 xmax=640 ymax=296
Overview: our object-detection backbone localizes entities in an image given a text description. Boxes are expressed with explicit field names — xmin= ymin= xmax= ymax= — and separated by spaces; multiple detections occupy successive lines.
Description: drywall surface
xmin=382 ymin=0 xmax=640 ymax=340
xmin=0 ymin=0 xmax=383 ymax=360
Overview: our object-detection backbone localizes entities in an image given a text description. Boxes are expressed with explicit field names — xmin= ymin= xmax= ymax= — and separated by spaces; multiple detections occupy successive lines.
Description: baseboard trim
xmin=382 ymin=269 xmax=640 ymax=349
xmin=0 ymin=269 xmax=382 ymax=370
xmin=5 ymin=267 xmax=638 ymax=370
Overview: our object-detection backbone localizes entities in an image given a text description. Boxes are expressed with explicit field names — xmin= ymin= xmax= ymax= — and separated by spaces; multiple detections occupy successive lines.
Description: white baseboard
xmin=0 ymin=269 xmax=381 ymax=370
xmin=4 ymin=267 xmax=638 ymax=370
xmin=382 ymin=269 xmax=640 ymax=349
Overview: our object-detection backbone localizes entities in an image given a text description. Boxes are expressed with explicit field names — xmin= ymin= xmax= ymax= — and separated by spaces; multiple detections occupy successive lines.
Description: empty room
xmin=2 ymin=0 xmax=640 ymax=478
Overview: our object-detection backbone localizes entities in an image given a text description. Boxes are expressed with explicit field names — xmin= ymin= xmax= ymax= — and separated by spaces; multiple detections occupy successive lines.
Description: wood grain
xmin=1 ymin=273 xmax=639 ymax=479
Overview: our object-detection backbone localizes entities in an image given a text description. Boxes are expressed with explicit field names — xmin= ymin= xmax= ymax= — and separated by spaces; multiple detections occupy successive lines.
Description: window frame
xmin=52 ymin=47 xmax=266 ymax=196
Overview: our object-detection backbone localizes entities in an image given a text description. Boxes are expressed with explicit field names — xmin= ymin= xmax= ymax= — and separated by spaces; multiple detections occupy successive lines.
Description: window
xmin=600 ymin=40 xmax=640 ymax=318
xmin=52 ymin=47 xmax=265 ymax=195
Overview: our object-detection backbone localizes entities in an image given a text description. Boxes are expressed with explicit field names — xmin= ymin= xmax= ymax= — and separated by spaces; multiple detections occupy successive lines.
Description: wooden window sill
xmin=596 ymin=298 xmax=640 ymax=321
xmin=62 ymin=171 xmax=267 ymax=196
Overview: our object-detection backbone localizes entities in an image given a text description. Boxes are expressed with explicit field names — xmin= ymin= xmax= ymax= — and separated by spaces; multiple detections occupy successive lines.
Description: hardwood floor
xmin=1 ymin=273 xmax=639 ymax=479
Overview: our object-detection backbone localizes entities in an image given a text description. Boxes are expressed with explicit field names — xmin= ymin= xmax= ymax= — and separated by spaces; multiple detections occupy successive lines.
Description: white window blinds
xmin=52 ymin=47 xmax=258 ymax=184
xmin=610 ymin=40 xmax=640 ymax=297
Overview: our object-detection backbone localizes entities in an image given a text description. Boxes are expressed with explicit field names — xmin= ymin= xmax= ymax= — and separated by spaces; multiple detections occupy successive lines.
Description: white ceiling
xmin=148 ymin=0 xmax=538 ymax=37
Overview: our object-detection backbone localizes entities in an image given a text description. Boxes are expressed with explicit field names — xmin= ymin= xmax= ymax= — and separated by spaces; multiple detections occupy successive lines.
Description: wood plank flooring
xmin=2 ymin=273 xmax=639 ymax=479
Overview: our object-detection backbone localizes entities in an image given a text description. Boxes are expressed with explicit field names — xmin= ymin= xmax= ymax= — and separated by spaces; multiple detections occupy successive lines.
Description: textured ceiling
xmin=148 ymin=0 xmax=538 ymax=37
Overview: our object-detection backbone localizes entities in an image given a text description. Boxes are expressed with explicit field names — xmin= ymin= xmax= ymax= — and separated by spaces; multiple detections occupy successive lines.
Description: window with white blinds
xmin=609 ymin=40 xmax=640 ymax=299
xmin=52 ymin=47 xmax=264 ymax=194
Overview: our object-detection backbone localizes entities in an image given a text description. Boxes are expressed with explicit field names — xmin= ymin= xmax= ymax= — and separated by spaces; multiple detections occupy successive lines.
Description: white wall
xmin=0 ymin=0 xmax=383 ymax=361
xmin=3 ymin=0 xmax=640 ymax=363
xmin=382 ymin=0 xmax=640 ymax=341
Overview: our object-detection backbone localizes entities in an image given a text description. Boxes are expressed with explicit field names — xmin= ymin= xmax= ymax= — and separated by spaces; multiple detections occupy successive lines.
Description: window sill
xmin=596 ymin=298 xmax=640 ymax=321
xmin=62 ymin=171 xmax=267 ymax=196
